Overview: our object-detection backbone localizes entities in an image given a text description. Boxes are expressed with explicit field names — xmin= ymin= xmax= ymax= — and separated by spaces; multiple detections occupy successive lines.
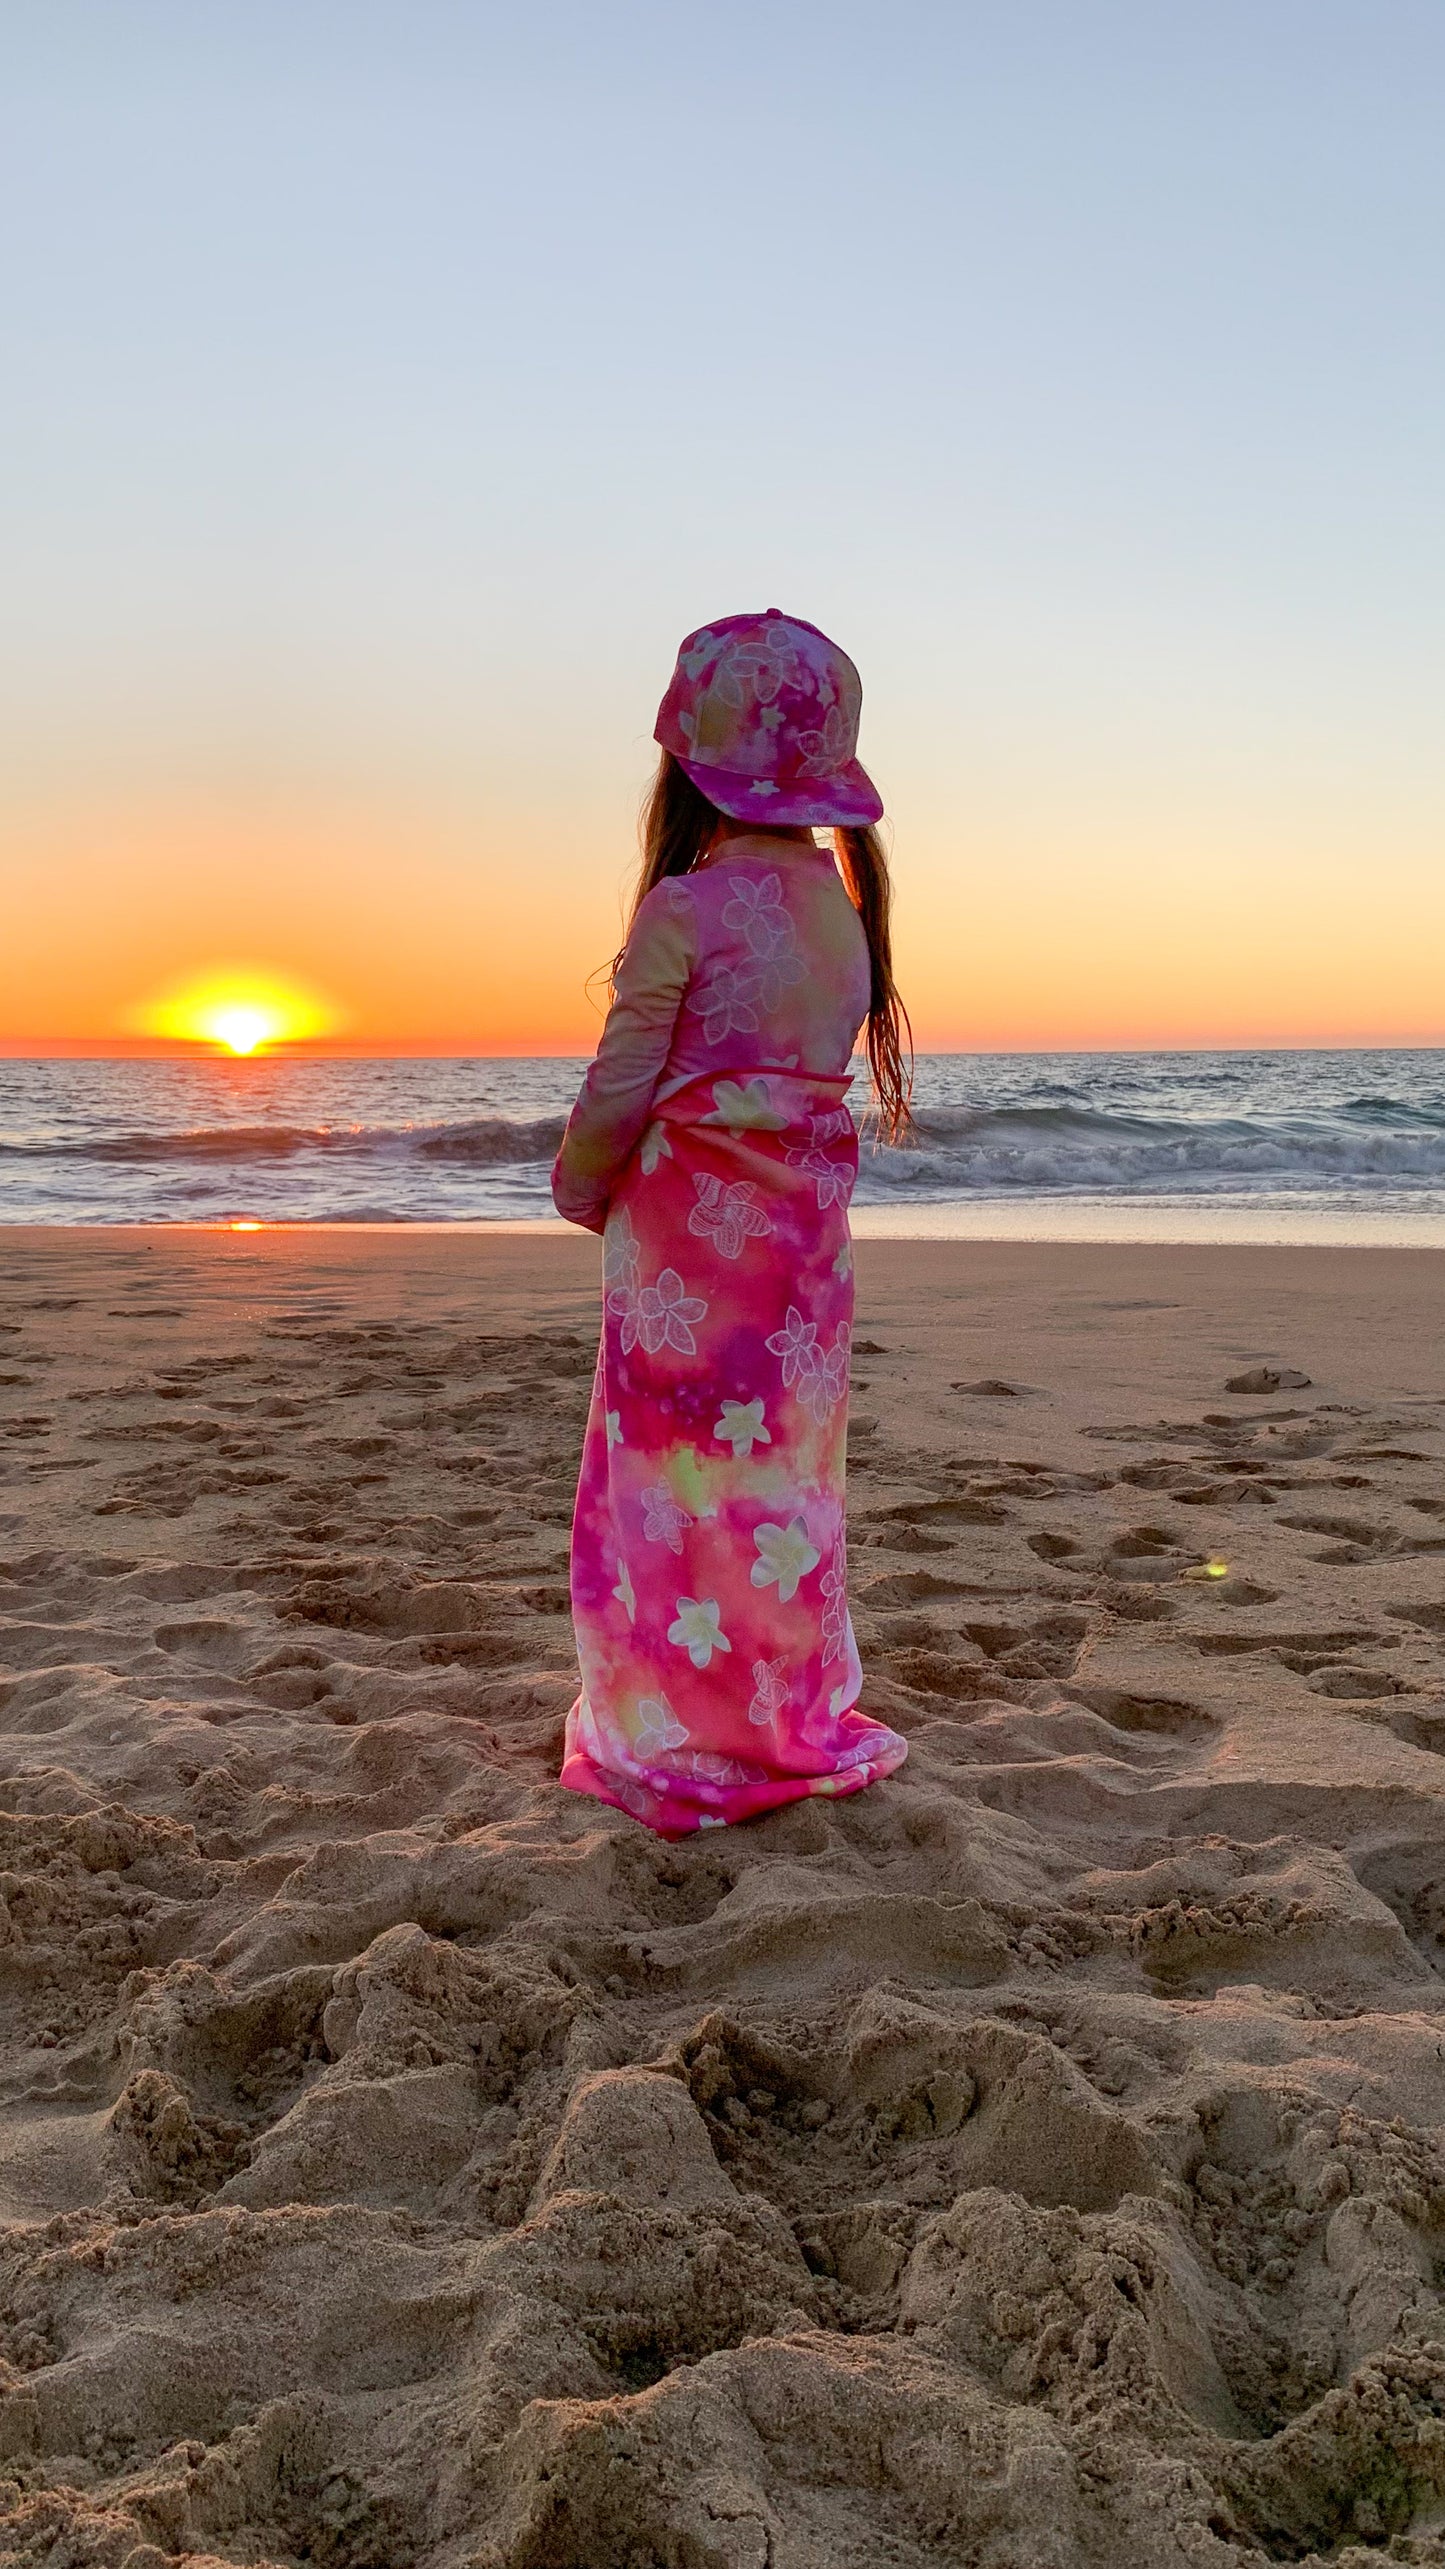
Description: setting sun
xmin=128 ymin=970 xmax=341 ymax=1055
xmin=208 ymin=1005 xmax=275 ymax=1055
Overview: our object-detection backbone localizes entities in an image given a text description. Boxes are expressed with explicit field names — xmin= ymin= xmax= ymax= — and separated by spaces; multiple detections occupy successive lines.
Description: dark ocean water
xmin=2 ymin=1052 xmax=1443 ymax=1242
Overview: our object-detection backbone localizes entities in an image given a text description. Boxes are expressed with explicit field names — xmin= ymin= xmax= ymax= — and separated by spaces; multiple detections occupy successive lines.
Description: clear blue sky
xmin=4 ymin=1 xmax=1443 ymax=1050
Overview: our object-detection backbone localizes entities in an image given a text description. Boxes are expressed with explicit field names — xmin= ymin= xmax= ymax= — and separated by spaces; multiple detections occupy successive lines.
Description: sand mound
xmin=1 ymin=1229 xmax=1444 ymax=2566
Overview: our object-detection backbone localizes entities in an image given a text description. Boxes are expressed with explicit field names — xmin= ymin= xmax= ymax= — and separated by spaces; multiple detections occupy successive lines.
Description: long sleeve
xmin=551 ymin=880 xmax=695 ymax=1232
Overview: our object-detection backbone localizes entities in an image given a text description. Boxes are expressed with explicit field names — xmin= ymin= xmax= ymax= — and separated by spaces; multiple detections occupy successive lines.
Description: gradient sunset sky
xmin=4 ymin=2 xmax=1442 ymax=1056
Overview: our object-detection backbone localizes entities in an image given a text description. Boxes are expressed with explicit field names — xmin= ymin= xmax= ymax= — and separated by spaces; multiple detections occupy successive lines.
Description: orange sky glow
xmin=4 ymin=783 xmax=1441 ymax=1061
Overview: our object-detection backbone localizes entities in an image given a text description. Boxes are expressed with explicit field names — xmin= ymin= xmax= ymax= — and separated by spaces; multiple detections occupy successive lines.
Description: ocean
xmin=2 ymin=1051 xmax=1443 ymax=1243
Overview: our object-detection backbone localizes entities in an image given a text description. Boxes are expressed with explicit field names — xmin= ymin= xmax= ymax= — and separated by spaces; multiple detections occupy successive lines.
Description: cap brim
xmin=672 ymin=751 xmax=883 ymax=830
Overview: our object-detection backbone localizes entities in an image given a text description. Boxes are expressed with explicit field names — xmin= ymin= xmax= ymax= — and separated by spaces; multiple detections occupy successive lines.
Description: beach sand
xmin=1 ymin=1224 xmax=1444 ymax=2567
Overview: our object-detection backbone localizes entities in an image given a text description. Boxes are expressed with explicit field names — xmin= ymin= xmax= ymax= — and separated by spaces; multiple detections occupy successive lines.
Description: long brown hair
xmin=833 ymin=820 xmax=914 ymax=1143
xmin=620 ymin=751 xmax=914 ymax=1141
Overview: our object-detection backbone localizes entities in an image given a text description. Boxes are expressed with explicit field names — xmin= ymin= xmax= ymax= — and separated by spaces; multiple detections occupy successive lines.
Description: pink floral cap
xmin=654 ymin=608 xmax=883 ymax=829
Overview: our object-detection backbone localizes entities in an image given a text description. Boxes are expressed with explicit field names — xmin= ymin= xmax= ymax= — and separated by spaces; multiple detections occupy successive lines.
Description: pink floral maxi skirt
xmin=560 ymin=1070 xmax=909 ymax=1834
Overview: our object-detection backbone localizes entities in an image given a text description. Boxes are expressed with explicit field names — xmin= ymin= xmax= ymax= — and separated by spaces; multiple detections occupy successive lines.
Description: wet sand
xmin=1 ymin=1225 xmax=1444 ymax=2567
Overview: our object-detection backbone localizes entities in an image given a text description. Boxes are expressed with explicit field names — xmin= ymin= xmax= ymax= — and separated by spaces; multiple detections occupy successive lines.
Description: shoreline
xmin=3 ymin=1205 xmax=1445 ymax=1248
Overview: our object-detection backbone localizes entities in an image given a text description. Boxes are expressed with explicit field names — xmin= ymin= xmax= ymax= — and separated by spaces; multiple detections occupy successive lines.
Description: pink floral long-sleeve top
xmin=552 ymin=833 xmax=871 ymax=1233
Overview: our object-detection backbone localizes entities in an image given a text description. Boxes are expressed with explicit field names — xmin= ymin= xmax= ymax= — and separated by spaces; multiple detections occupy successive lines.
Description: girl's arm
xmin=551 ymin=881 xmax=695 ymax=1233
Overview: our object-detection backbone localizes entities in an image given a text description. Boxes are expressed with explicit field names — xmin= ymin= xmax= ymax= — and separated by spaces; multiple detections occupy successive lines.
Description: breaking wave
xmin=1 ymin=1052 xmax=1442 ymax=1225
xmin=7 ymin=1097 xmax=1445 ymax=1198
xmin=0 ymin=1116 xmax=570 ymax=1170
xmin=854 ymin=1097 xmax=1445 ymax=1200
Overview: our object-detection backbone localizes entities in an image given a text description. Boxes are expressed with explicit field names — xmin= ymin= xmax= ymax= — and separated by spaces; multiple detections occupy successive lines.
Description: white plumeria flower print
xmin=748 ymin=1655 xmax=789 ymax=1726
xmin=687 ymin=1172 xmax=773 ymax=1261
xmin=604 ymin=1219 xmax=648 ymax=1347
xmin=682 ymin=1750 xmax=755 ymax=1787
xmin=713 ymin=1396 xmax=770 ymax=1458
xmin=765 ymin=1306 xmax=820 ymax=1387
xmin=797 ymin=1325 xmax=851 ymax=1426
xmin=605 ymin=1409 xmax=624 ymax=1449
xmin=755 ymin=950 xmax=807 ymax=1011
xmin=667 ymin=1596 xmax=731 ymax=1668
xmin=642 ymin=1481 xmax=693 ymax=1554
xmin=820 ymin=1536 xmax=849 ymax=1664
xmin=604 ymin=1226 xmax=707 ymax=1360
xmin=696 ymin=1812 xmax=727 ymax=1828
xmin=692 ymin=964 xmax=762 ymax=1045
xmin=602 ymin=1206 xmax=641 ymax=1293
xmin=717 ymin=627 xmax=805 ymax=705
xmin=836 ymin=1730 xmax=894 ymax=1768
xmin=611 ymin=1557 xmax=637 ymax=1622
xmin=634 ymin=1268 xmax=707 ymax=1355
xmin=634 ymin=1694 xmax=688 ymax=1757
xmin=798 ymin=1150 xmax=854 ymax=1211
xmin=787 ymin=1116 xmax=855 ymax=1209
xmin=832 ymin=1242 xmax=853 ymax=1279
xmin=722 ymin=872 xmax=793 ymax=960
xmin=751 ymin=1516 xmax=821 ymax=1605
xmin=795 ymin=701 xmax=852 ymax=777
xmin=706 ymin=1077 xmax=787 ymax=1132
xmin=767 ymin=1311 xmax=850 ymax=1428
xmin=616 ymin=1775 xmax=661 ymax=1820
xmin=638 ymin=1121 xmax=673 ymax=1175
xmin=607 ymin=1285 xmax=643 ymax=1354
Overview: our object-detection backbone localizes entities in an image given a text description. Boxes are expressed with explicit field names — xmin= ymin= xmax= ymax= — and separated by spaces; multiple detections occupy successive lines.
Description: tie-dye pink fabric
xmin=552 ymin=838 xmax=909 ymax=1834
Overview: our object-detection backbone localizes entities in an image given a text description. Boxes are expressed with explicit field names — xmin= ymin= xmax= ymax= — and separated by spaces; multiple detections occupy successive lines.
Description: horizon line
xmin=3 ymin=1040 xmax=1444 ymax=1064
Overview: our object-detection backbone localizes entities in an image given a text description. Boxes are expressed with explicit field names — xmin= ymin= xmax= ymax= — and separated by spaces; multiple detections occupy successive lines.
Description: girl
xmin=551 ymin=608 xmax=912 ymax=1835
